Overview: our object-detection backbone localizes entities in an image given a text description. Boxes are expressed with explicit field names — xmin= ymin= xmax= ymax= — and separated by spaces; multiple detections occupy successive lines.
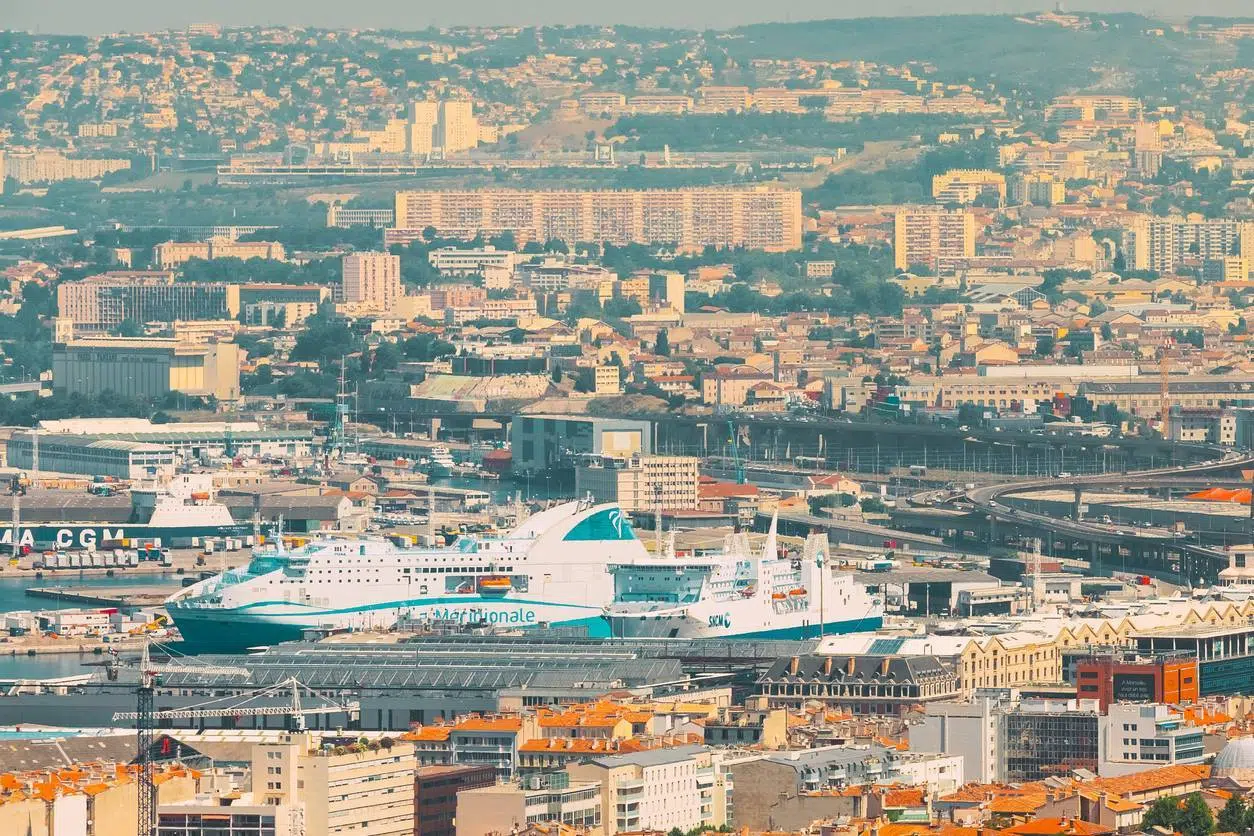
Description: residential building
xmin=256 ymin=732 xmax=416 ymax=836
xmin=455 ymin=772 xmax=601 ymax=835
xmin=647 ymin=271 xmax=686 ymax=313
xmin=1012 ymin=171 xmax=1067 ymax=206
xmin=593 ymin=365 xmax=622 ymax=395
xmin=909 ymin=692 xmax=1008 ymax=784
xmin=757 ymin=654 xmax=962 ymax=716
xmin=157 ymin=798 xmax=302 ymax=836
xmin=932 ymin=169 xmax=1006 ymax=205
xmin=574 ymin=454 xmax=700 ymax=512
xmin=52 ymin=337 xmax=241 ymax=400
xmin=326 ymin=205 xmax=395 ymax=228
xmin=3 ymin=149 xmax=130 ymax=183
xmin=414 ymin=764 xmax=495 ymax=836
xmin=57 ymin=273 xmax=241 ymax=330
xmin=342 ymin=251 xmax=402 ymax=309
xmin=566 ymin=745 xmax=730 ymax=835
xmin=393 ymin=186 xmax=803 ymax=252
xmin=702 ymin=366 xmax=774 ymax=408
xmin=437 ymin=100 xmax=479 ymax=154
xmin=1202 ymin=255 xmax=1250 ymax=282
xmin=893 ymin=207 xmax=976 ymax=273
xmin=1122 ymin=216 xmax=1254 ymax=274
xmin=153 ymin=239 xmax=285 ymax=269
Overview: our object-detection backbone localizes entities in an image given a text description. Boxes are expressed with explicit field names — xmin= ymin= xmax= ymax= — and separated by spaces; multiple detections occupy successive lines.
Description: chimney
xmin=881 ymin=657 xmax=891 ymax=677
xmin=824 ymin=656 xmax=833 ymax=676
xmin=847 ymin=656 xmax=857 ymax=676
xmin=790 ymin=656 xmax=800 ymax=676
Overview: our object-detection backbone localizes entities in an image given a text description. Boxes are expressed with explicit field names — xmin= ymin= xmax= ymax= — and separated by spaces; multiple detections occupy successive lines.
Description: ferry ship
xmin=602 ymin=517 xmax=884 ymax=640
xmin=1 ymin=486 xmax=249 ymax=552
xmin=165 ymin=499 xmax=647 ymax=651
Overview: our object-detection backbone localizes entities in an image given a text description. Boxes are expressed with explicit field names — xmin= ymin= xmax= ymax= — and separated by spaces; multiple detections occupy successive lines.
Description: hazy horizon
xmin=6 ymin=0 xmax=1254 ymax=36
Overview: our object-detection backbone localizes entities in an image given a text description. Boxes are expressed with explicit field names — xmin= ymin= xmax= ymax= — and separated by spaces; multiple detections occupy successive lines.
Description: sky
xmin=5 ymin=0 xmax=1253 ymax=34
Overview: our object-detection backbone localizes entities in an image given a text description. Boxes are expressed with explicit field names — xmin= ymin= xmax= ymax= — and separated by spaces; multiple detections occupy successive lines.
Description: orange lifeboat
xmin=771 ymin=592 xmax=787 ymax=601
xmin=789 ymin=588 xmax=807 ymax=597
xmin=478 ymin=576 xmax=513 ymax=595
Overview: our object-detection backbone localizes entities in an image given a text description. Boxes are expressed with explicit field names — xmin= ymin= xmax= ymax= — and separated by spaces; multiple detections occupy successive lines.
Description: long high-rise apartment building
xmin=342 ymin=251 xmax=402 ymax=308
xmin=393 ymin=186 xmax=803 ymax=252
xmin=57 ymin=273 xmax=241 ymax=330
xmin=893 ymin=207 xmax=976 ymax=273
xmin=1122 ymin=215 xmax=1254 ymax=274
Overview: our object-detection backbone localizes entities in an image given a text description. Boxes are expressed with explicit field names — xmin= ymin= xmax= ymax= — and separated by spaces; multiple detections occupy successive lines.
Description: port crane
xmin=105 ymin=640 xmax=356 ymax=836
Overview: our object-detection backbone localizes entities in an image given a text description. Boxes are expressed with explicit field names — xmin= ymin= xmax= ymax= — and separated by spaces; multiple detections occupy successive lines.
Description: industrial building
xmin=6 ymin=432 xmax=176 ymax=480
xmin=52 ymin=337 xmax=242 ymax=401
xmin=510 ymin=415 xmax=654 ymax=473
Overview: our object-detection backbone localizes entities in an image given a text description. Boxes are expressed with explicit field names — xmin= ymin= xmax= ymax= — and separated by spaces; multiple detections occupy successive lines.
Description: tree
xmin=1142 ymin=798 xmax=1179 ymax=833
xmin=1177 ymin=793 xmax=1214 ymax=836
xmin=1035 ymin=335 xmax=1056 ymax=357
xmin=113 ymin=319 xmax=143 ymax=337
xmin=1217 ymin=796 xmax=1246 ymax=835
xmin=604 ymin=297 xmax=642 ymax=318
xmin=655 ymin=329 xmax=671 ymax=356
xmin=551 ymin=366 xmax=563 ymax=384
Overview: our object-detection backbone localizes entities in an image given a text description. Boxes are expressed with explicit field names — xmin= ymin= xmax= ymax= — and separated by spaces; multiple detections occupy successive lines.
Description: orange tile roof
xmin=1089 ymin=764 xmax=1209 ymax=797
xmin=1001 ymin=818 xmax=1114 ymax=836
xmin=988 ymin=795 xmax=1047 ymax=815
xmin=454 ymin=717 xmax=523 ymax=733
xmin=883 ymin=788 xmax=926 ymax=808
xmin=402 ymin=727 xmax=452 ymax=742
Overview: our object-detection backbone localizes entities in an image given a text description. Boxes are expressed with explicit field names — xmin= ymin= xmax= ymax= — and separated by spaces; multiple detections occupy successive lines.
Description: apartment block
xmin=57 ymin=273 xmax=241 ymax=330
xmin=414 ymin=765 xmax=494 ymax=836
xmin=3 ymin=149 xmax=131 ymax=183
xmin=455 ymin=772 xmax=601 ymax=835
xmin=574 ymin=454 xmax=700 ymax=512
xmin=1100 ymin=703 xmax=1206 ymax=777
xmin=931 ymin=169 xmax=1006 ymax=205
xmin=566 ymin=745 xmax=730 ymax=835
xmin=1011 ymin=171 xmax=1067 ymax=206
xmin=893 ymin=207 xmax=976 ymax=273
xmin=154 ymin=239 xmax=286 ymax=269
xmin=393 ymin=187 xmax=803 ymax=252
xmin=427 ymin=246 xmax=519 ymax=276
xmin=437 ymin=100 xmax=478 ymax=154
xmin=342 ymin=251 xmax=402 ymax=309
xmin=255 ymin=733 xmax=417 ymax=836
xmin=1122 ymin=215 xmax=1254 ymax=274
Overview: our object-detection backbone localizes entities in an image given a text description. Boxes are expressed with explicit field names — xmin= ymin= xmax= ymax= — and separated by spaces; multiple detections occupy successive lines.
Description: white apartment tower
xmin=408 ymin=101 xmax=439 ymax=155
xmin=438 ymin=100 xmax=478 ymax=154
xmin=342 ymin=252 xmax=402 ymax=309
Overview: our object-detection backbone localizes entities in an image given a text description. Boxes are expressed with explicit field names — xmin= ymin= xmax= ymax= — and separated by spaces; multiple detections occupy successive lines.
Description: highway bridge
xmin=892 ymin=454 xmax=1254 ymax=584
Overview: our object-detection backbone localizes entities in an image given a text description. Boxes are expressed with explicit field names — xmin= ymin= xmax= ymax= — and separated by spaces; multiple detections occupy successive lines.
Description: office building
xmin=1073 ymin=649 xmax=1199 ymax=711
xmin=455 ymin=772 xmax=601 ymax=835
xmin=893 ymin=207 xmax=976 ymax=273
xmin=342 ymin=251 xmax=402 ymax=309
xmin=153 ymin=239 xmax=286 ymax=269
xmin=1100 ymin=703 xmax=1205 ymax=777
xmin=393 ymin=186 xmax=803 ymax=252
xmin=510 ymin=415 xmax=654 ymax=473
xmin=326 ymin=204 xmax=395 ymax=228
xmin=931 ymin=169 xmax=1006 ymax=205
xmin=574 ymin=454 xmax=700 ymax=512
xmin=437 ymin=100 xmax=479 ymax=154
xmin=1133 ymin=621 xmax=1254 ymax=697
xmin=909 ymin=692 xmax=1009 ymax=784
xmin=427 ymin=246 xmax=519 ymax=276
xmin=414 ymin=765 xmax=495 ymax=836
xmin=52 ymin=337 xmax=242 ymax=400
xmin=566 ymin=745 xmax=730 ymax=835
xmin=1000 ymin=698 xmax=1101 ymax=782
xmin=1122 ymin=216 xmax=1254 ymax=274
xmin=57 ymin=273 xmax=241 ymax=330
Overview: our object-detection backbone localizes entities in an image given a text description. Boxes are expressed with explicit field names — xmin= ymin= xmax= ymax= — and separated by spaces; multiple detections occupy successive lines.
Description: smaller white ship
xmin=602 ymin=514 xmax=884 ymax=640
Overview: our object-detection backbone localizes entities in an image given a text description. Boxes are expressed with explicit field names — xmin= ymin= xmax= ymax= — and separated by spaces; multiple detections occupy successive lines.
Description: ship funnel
xmin=761 ymin=510 xmax=778 ymax=561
